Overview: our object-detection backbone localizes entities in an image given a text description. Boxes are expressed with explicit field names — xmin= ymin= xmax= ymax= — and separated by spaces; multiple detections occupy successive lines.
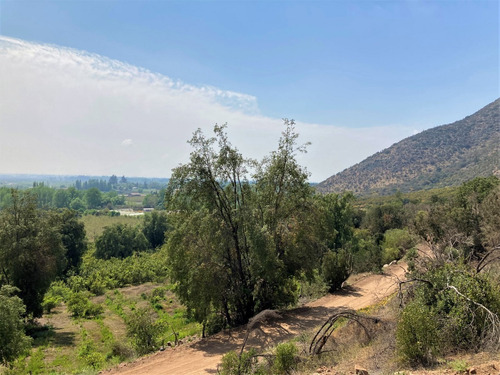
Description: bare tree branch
xmin=309 ymin=309 xmax=380 ymax=356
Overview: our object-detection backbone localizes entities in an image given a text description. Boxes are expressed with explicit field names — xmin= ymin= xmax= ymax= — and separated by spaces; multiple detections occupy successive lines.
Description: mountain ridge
xmin=317 ymin=98 xmax=500 ymax=195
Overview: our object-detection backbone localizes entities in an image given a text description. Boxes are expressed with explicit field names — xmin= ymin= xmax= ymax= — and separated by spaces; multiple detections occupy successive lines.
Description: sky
xmin=0 ymin=0 xmax=498 ymax=182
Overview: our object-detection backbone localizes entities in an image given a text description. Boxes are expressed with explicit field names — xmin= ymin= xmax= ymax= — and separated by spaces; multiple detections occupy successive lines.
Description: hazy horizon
xmin=0 ymin=1 xmax=497 ymax=181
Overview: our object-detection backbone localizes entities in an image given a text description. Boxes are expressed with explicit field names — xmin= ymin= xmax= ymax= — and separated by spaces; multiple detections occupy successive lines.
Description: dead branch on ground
xmin=308 ymin=309 xmax=380 ymax=356
xmin=240 ymin=309 xmax=282 ymax=356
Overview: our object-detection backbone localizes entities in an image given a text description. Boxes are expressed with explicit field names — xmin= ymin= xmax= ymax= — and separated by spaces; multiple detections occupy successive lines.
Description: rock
xmin=167 ymin=341 xmax=172 ymax=347
xmin=355 ymin=366 xmax=368 ymax=375
xmin=467 ymin=367 xmax=476 ymax=374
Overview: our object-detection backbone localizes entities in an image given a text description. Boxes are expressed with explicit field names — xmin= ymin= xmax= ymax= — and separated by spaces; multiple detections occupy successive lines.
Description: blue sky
xmin=0 ymin=1 xmax=498 ymax=180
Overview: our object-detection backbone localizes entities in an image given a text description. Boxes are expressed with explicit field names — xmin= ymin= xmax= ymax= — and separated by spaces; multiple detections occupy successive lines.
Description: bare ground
xmin=103 ymin=262 xmax=408 ymax=375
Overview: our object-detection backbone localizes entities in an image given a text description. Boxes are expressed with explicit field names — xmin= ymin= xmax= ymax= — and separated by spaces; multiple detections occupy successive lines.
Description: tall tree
xmin=0 ymin=190 xmax=66 ymax=317
xmin=85 ymin=187 xmax=102 ymax=209
xmin=165 ymin=121 xmax=320 ymax=327
xmin=142 ymin=211 xmax=169 ymax=249
xmin=56 ymin=210 xmax=87 ymax=273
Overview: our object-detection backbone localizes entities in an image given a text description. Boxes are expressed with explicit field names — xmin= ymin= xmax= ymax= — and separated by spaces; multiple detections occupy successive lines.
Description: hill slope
xmin=317 ymin=99 xmax=500 ymax=195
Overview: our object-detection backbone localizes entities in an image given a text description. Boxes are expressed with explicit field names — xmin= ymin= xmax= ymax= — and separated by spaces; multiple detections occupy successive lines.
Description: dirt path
xmin=105 ymin=262 xmax=407 ymax=375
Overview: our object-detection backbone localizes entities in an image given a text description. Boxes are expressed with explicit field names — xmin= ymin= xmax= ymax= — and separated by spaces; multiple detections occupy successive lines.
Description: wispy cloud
xmin=0 ymin=36 xmax=415 ymax=181
xmin=121 ymin=139 xmax=133 ymax=147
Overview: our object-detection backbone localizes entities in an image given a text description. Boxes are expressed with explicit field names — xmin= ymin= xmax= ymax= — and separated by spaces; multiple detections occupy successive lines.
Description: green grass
xmin=81 ymin=215 xmax=142 ymax=242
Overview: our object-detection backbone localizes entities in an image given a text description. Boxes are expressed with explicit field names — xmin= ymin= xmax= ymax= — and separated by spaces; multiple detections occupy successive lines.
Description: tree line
xmin=0 ymin=120 xmax=498 ymax=367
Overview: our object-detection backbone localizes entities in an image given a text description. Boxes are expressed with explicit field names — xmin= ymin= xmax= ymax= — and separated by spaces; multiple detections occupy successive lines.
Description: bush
xmin=396 ymin=300 xmax=439 ymax=366
xmin=42 ymin=280 xmax=71 ymax=313
xmin=78 ymin=328 xmax=105 ymax=369
xmin=321 ymin=249 xmax=350 ymax=292
xmin=126 ymin=307 xmax=164 ymax=355
xmin=381 ymin=228 xmax=415 ymax=265
xmin=0 ymin=286 xmax=32 ymax=364
xmin=219 ymin=349 xmax=257 ymax=375
xmin=67 ymin=291 xmax=103 ymax=318
xmin=350 ymin=229 xmax=382 ymax=273
xmin=95 ymin=223 xmax=148 ymax=259
xmin=397 ymin=263 xmax=500 ymax=365
xmin=273 ymin=342 xmax=298 ymax=374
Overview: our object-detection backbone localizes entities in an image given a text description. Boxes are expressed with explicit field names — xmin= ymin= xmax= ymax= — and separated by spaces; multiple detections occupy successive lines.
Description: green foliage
xmin=363 ymin=202 xmax=404 ymax=239
xmin=0 ymin=286 xmax=32 ymax=365
xmin=273 ymin=342 xmax=298 ymax=374
xmin=77 ymin=328 xmax=105 ymax=369
xmin=316 ymin=192 xmax=355 ymax=251
xmin=298 ymin=270 xmax=329 ymax=302
xmin=448 ymin=359 xmax=469 ymax=372
xmin=321 ymin=249 xmax=350 ymax=292
xmin=126 ymin=307 xmax=164 ymax=355
xmin=142 ymin=211 xmax=170 ymax=248
xmin=396 ymin=300 xmax=439 ymax=366
xmin=67 ymin=291 xmax=103 ymax=318
xmin=219 ymin=349 xmax=257 ymax=375
xmin=397 ymin=263 xmax=500 ymax=365
xmin=26 ymin=347 xmax=46 ymax=374
xmin=53 ymin=189 xmax=70 ymax=208
xmin=166 ymin=121 xmax=320 ymax=327
xmin=95 ymin=223 xmax=148 ymax=259
xmin=56 ymin=209 xmax=87 ymax=273
xmin=70 ymin=197 xmax=86 ymax=212
xmin=350 ymin=229 xmax=382 ymax=273
xmin=73 ymin=248 xmax=168 ymax=294
xmin=0 ymin=190 xmax=66 ymax=317
xmin=381 ymin=228 xmax=416 ymax=264
xmin=42 ymin=280 xmax=73 ymax=313
xmin=85 ymin=188 xmax=102 ymax=209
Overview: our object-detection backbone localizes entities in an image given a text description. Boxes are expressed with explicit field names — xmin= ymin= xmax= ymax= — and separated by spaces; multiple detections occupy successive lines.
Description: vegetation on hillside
xmin=318 ymin=98 xmax=500 ymax=195
xmin=0 ymin=121 xmax=499 ymax=374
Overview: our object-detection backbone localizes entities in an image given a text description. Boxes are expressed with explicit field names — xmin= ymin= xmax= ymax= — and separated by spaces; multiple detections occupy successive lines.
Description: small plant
xmin=26 ymin=347 xmax=46 ymax=375
xmin=77 ymin=328 xmax=105 ymax=369
xmin=449 ymin=359 xmax=469 ymax=372
xmin=67 ymin=291 xmax=103 ymax=318
xmin=219 ymin=349 xmax=257 ymax=375
xmin=273 ymin=342 xmax=298 ymax=374
xmin=126 ymin=307 xmax=164 ymax=354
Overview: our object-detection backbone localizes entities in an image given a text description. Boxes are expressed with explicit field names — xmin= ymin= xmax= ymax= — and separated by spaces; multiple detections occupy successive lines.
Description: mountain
xmin=317 ymin=99 xmax=500 ymax=195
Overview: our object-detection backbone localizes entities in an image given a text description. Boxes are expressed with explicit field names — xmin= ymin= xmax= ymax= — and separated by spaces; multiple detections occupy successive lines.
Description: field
xmin=81 ymin=215 xmax=142 ymax=242
xmin=10 ymin=283 xmax=201 ymax=375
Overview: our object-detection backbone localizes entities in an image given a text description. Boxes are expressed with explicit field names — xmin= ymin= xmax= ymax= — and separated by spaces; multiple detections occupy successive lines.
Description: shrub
xmin=397 ymin=263 xmax=500 ymax=365
xmin=219 ymin=349 xmax=257 ymax=375
xmin=321 ymin=249 xmax=350 ymax=292
xmin=0 ymin=286 xmax=32 ymax=364
xmin=42 ymin=280 xmax=71 ymax=313
xmin=273 ymin=342 xmax=298 ymax=374
xmin=95 ymin=223 xmax=148 ymax=259
xmin=78 ymin=328 xmax=105 ymax=369
xmin=67 ymin=291 xmax=103 ymax=318
xmin=396 ymin=300 xmax=439 ymax=366
xmin=126 ymin=307 xmax=164 ymax=355
xmin=381 ymin=228 xmax=416 ymax=264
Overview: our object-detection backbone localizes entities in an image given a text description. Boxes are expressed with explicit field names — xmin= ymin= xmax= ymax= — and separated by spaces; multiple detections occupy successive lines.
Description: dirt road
xmin=105 ymin=262 xmax=406 ymax=375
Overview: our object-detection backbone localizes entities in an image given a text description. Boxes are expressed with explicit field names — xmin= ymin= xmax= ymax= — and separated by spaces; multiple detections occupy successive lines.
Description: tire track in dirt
xmin=104 ymin=262 xmax=407 ymax=375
